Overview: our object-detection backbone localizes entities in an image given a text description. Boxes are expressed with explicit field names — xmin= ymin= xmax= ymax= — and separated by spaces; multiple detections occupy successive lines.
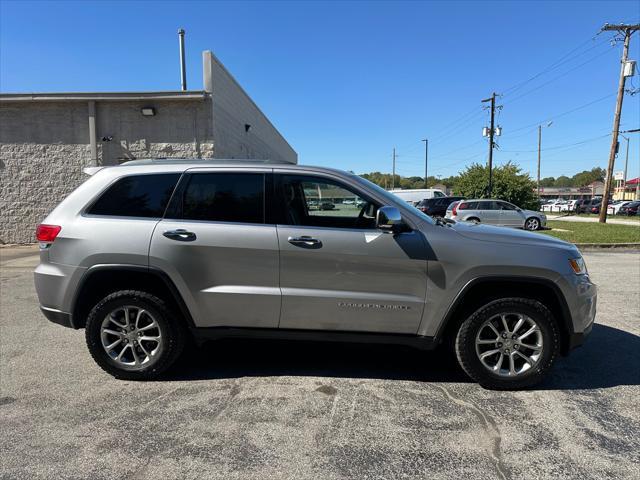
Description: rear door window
xmin=178 ymin=173 xmax=265 ymax=223
xmin=477 ymin=201 xmax=496 ymax=210
xmin=87 ymin=173 xmax=180 ymax=218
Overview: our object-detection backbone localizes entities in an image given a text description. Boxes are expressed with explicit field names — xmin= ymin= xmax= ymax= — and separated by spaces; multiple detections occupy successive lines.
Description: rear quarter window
xmin=87 ymin=173 xmax=181 ymax=218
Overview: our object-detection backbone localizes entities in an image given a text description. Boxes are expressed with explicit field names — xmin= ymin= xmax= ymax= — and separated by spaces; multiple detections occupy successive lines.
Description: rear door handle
xmin=163 ymin=229 xmax=197 ymax=242
xmin=288 ymin=235 xmax=321 ymax=247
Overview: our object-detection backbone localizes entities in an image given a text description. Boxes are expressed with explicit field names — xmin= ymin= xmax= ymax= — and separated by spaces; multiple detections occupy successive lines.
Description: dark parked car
xmin=617 ymin=201 xmax=640 ymax=216
xmin=578 ymin=198 xmax=601 ymax=214
xmin=416 ymin=196 xmax=465 ymax=217
xmin=320 ymin=201 xmax=336 ymax=211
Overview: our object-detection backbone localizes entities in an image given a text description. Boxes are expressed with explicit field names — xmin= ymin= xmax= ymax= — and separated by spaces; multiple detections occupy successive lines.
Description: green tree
xmin=453 ymin=162 xmax=538 ymax=209
xmin=554 ymin=175 xmax=572 ymax=187
xmin=572 ymin=167 xmax=605 ymax=187
xmin=540 ymin=177 xmax=556 ymax=187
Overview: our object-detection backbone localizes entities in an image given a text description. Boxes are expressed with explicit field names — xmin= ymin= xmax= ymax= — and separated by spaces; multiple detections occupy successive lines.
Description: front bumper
xmin=562 ymin=272 xmax=597 ymax=352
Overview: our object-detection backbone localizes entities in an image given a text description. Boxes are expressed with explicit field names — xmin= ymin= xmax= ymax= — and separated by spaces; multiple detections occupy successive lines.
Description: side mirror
xmin=376 ymin=206 xmax=403 ymax=232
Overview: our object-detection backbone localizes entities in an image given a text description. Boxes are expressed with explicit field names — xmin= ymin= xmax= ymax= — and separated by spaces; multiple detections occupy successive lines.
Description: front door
xmin=149 ymin=170 xmax=280 ymax=329
xmin=274 ymin=173 xmax=427 ymax=334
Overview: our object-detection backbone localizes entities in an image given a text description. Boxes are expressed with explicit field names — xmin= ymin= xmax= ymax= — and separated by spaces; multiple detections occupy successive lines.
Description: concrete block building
xmin=0 ymin=51 xmax=297 ymax=244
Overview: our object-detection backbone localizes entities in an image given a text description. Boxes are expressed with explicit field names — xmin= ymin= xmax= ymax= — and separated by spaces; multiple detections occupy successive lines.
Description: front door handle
xmin=163 ymin=229 xmax=197 ymax=242
xmin=288 ymin=235 xmax=321 ymax=247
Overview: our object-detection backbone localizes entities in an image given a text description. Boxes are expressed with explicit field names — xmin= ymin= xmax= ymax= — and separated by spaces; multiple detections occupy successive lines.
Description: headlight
xmin=569 ymin=256 xmax=587 ymax=275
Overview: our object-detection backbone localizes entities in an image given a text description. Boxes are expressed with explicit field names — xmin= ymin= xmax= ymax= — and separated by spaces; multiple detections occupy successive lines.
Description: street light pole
xmin=422 ymin=139 xmax=428 ymax=188
xmin=537 ymin=122 xmax=553 ymax=199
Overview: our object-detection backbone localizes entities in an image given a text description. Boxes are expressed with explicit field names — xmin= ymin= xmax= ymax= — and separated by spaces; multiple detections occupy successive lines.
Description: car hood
xmin=448 ymin=221 xmax=574 ymax=250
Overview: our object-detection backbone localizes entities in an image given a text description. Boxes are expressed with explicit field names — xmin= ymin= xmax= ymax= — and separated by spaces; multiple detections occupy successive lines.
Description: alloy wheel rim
xmin=100 ymin=306 xmax=163 ymax=370
xmin=526 ymin=219 xmax=539 ymax=230
xmin=475 ymin=312 xmax=543 ymax=377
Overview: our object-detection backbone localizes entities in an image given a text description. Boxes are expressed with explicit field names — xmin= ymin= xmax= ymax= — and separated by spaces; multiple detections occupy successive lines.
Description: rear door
xmin=149 ymin=169 xmax=280 ymax=328
xmin=274 ymin=172 xmax=427 ymax=334
xmin=476 ymin=201 xmax=500 ymax=225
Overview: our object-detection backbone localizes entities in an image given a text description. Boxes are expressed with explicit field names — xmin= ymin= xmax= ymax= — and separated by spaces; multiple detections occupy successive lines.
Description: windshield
xmin=354 ymin=175 xmax=436 ymax=224
xmin=433 ymin=191 xmax=445 ymax=197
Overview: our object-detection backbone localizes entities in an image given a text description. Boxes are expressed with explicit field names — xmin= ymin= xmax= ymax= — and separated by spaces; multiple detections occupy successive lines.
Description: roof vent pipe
xmin=178 ymin=28 xmax=187 ymax=91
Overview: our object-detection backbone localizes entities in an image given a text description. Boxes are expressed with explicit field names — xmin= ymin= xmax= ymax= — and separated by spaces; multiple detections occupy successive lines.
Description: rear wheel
xmin=524 ymin=217 xmax=541 ymax=231
xmin=467 ymin=217 xmax=480 ymax=224
xmin=85 ymin=290 xmax=186 ymax=380
xmin=455 ymin=298 xmax=559 ymax=390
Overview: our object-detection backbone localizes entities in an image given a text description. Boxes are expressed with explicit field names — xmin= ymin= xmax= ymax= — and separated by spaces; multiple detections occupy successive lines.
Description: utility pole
xmin=392 ymin=147 xmax=396 ymax=190
xmin=537 ymin=122 xmax=553 ymax=199
xmin=422 ymin=139 xmax=428 ymax=188
xmin=482 ymin=93 xmax=500 ymax=197
xmin=599 ymin=23 xmax=639 ymax=223
xmin=621 ymin=134 xmax=629 ymax=194
xmin=537 ymin=126 xmax=542 ymax=199
xmin=621 ymin=128 xmax=640 ymax=199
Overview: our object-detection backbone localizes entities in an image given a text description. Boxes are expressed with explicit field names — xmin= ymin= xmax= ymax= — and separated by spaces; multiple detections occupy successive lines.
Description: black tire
xmin=467 ymin=217 xmax=480 ymax=223
xmin=454 ymin=298 xmax=559 ymax=390
xmin=524 ymin=217 xmax=541 ymax=231
xmin=85 ymin=290 xmax=186 ymax=380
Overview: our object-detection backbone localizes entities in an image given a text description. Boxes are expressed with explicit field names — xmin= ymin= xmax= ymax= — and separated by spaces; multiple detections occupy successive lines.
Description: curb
xmin=574 ymin=243 xmax=640 ymax=249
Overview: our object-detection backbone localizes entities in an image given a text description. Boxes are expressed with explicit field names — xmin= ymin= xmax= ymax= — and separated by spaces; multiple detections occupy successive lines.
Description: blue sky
xmin=1 ymin=0 xmax=639 ymax=180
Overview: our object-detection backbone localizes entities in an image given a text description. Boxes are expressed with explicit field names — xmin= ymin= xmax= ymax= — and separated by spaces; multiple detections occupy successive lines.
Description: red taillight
xmin=36 ymin=224 xmax=61 ymax=243
xmin=452 ymin=203 xmax=458 ymax=216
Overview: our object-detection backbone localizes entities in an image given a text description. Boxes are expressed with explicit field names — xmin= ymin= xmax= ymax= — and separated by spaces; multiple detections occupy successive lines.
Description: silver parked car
xmin=34 ymin=160 xmax=595 ymax=390
xmin=445 ymin=199 xmax=547 ymax=231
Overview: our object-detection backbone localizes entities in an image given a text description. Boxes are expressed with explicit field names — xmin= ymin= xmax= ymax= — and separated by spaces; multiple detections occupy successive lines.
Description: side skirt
xmin=191 ymin=327 xmax=438 ymax=351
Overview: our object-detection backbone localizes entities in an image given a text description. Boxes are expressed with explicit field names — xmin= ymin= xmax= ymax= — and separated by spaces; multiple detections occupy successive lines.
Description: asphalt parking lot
xmin=1 ymin=246 xmax=639 ymax=479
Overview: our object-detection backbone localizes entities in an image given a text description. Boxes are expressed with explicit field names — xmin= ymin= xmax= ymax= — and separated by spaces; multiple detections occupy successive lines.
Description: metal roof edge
xmin=0 ymin=91 xmax=208 ymax=102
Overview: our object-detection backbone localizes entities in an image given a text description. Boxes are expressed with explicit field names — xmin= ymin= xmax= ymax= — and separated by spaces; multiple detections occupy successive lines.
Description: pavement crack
xmin=435 ymin=384 xmax=510 ymax=480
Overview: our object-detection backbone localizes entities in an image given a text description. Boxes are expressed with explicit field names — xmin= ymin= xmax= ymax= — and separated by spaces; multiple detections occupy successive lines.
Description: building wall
xmin=1 ymin=50 xmax=296 ymax=244
xmin=204 ymin=51 xmax=297 ymax=164
xmin=96 ymin=100 xmax=213 ymax=165
xmin=0 ymin=99 xmax=213 ymax=244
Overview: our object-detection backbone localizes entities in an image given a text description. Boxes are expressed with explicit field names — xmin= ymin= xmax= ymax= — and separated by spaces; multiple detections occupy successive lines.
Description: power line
xmin=502 ymin=44 xmax=617 ymax=106
xmin=499 ymin=133 xmax=611 ymax=153
xmin=501 ymin=32 xmax=611 ymax=97
xmin=506 ymin=93 xmax=617 ymax=136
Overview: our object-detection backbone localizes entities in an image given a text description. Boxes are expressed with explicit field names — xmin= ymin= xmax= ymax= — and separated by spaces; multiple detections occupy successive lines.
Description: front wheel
xmin=455 ymin=298 xmax=560 ymax=390
xmin=85 ymin=290 xmax=186 ymax=380
xmin=524 ymin=217 xmax=541 ymax=231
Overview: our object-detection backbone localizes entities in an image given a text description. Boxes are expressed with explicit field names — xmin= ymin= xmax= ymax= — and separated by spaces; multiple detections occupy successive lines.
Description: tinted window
xmin=88 ymin=174 xmax=180 ymax=217
xmin=277 ymin=175 xmax=378 ymax=229
xmin=463 ymin=201 xmax=478 ymax=209
xmin=181 ymin=173 xmax=264 ymax=223
xmin=477 ymin=201 xmax=496 ymax=210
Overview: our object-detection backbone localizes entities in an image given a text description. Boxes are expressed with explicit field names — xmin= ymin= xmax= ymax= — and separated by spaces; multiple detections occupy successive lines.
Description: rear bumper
xmin=40 ymin=306 xmax=74 ymax=328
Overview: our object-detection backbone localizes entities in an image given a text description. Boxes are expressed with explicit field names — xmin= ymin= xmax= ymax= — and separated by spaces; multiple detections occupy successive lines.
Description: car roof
xmin=89 ymin=158 xmax=352 ymax=177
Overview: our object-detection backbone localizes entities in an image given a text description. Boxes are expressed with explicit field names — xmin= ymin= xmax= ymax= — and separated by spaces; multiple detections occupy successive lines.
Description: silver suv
xmin=34 ymin=160 xmax=596 ymax=389
xmin=445 ymin=199 xmax=546 ymax=231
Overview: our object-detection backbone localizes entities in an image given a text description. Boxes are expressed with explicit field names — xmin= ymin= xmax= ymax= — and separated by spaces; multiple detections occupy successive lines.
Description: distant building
xmin=614 ymin=177 xmax=640 ymax=200
xmin=0 ymin=51 xmax=297 ymax=244
xmin=537 ymin=181 xmax=604 ymax=200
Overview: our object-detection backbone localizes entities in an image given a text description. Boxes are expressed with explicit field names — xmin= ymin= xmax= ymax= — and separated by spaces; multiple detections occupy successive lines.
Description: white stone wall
xmin=0 ymin=100 xmax=214 ymax=244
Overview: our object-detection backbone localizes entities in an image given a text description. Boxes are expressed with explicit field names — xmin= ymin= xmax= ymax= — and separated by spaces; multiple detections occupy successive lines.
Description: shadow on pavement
xmin=168 ymin=323 xmax=640 ymax=390
xmin=543 ymin=323 xmax=640 ymax=390
xmin=170 ymin=338 xmax=469 ymax=383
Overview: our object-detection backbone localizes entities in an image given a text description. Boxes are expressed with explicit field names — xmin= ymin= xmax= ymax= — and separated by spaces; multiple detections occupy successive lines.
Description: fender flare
xmin=70 ymin=264 xmax=195 ymax=329
xmin=434 ymin=275 xmax=574 ymax=341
